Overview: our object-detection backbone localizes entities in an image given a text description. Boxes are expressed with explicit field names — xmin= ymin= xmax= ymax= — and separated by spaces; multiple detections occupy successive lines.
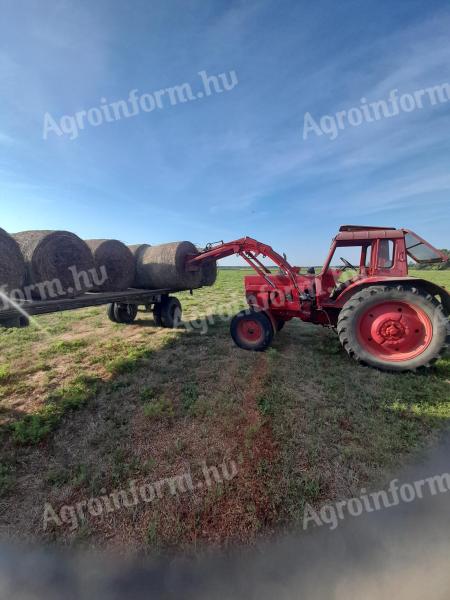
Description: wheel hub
xmin=238 ymin=319 xmax=263 ymax=342
xmin=378 ymin=319 xmax=407 ymax=342
xmin=358 ymin=300 xmax=432 ymax=361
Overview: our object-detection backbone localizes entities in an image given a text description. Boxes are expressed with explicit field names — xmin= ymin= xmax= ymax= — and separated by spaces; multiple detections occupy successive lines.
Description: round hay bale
xmin=128 ymin=244 xmax=151 ymax=287
xmin=135 ymin=241 xmax=202 ymax=291
xmin=128 ymin=243 xmax=151 ymax=257
xmin=0 ymin=228 xmax=26 ymax=296
xmin=200 ymin=260 xmax=218 ymax=287
xmin=13 ymin=230 xmax=94 ymax=299
xmin=85 ymin=239 xmax=135 ymax=292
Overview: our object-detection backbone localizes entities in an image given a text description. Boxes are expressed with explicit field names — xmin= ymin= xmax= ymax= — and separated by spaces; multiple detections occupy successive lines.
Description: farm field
xmin=0 ymin=268 xmax=449 ymax=554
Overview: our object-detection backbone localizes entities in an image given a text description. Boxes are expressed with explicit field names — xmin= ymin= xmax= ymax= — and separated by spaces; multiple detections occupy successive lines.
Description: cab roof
xmin=339 ymin=225 xmax=397 ymax=232
xmin=337 ymin=225 xmax=447 ymax=263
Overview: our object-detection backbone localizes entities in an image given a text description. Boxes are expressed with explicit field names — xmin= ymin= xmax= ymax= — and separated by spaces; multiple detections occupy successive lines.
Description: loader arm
xmin=186 ymin=237 xmax=301 ymax=294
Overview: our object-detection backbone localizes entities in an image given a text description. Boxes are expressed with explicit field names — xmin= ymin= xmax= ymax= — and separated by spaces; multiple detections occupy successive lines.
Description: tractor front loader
xmin=187 ymin=226 xmax=450 ymax=372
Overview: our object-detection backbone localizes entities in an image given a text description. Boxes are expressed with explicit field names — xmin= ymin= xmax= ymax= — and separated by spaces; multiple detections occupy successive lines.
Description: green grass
xmin=105 ymin=347 xmax=154 ymax=376
xmin=409 ymin=269 xmax=450 ymax=288
xmin=0 ymin=267 xmax=448 ymax=552
xmin=0 ymin=364 xmax=11 ymax=383
xmin=254 ymin=318 xmax=450 ymax=524
xmin=181 ymin=381 xmax=199 ymax=413
xmin=0 ymin=462 xmax=14 ymax=496
xmin=40 ymin=339 xmax=89 ymax=357
xmin=143 ymin=398 xmax=174 ymax=419
xmin=9 ymin=375 xmax=100 ymax=445
xmin=140 ymin=386 xmax=157 ymax=402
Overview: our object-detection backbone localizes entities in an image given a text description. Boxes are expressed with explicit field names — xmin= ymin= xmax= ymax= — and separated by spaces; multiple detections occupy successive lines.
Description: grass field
xmin=0 ymin=269 xmax=449 ymax=554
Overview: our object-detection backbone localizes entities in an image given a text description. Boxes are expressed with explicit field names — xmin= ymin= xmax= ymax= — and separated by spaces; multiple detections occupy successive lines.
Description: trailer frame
xmin=0 ymin=287 xmax=184 ymax=328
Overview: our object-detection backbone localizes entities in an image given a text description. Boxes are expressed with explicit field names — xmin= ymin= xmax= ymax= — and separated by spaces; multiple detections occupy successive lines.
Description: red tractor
xmin=188 ymin=226 xmax=449 ymax=372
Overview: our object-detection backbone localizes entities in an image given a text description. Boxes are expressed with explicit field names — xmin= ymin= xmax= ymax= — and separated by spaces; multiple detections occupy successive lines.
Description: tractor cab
xmin=315 ymin=225 xmax=447 ymax=303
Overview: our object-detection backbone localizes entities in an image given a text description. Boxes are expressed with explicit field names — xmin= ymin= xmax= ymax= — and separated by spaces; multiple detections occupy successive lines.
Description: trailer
xmin=0 ymin=288 xmax=183 ymax=329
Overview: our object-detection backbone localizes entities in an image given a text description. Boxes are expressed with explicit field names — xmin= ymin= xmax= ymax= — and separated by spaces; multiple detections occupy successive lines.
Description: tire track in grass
xmin=125 ymin=352 xmax=282 ymax=550
xmin=200 ymin=353 xmax=281 ymax=543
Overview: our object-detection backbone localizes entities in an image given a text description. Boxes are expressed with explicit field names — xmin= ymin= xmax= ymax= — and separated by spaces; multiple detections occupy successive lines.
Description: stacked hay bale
xmin=85 ymin=239 xmax=135 ymax=292
xmin=1 ymin=228 xmax=216 ymax=303
xmin=134 ymin=241 xmax=202 ymax=290
xmin=0 ymin=228 xmax=26 ymax=297
xmin=128 ymin=244 xmax=151 ymax=288
xmin=128 ymin=244 xmax=151 ymax=258
xmin=13 ymin=230 xmax=94 ymax=299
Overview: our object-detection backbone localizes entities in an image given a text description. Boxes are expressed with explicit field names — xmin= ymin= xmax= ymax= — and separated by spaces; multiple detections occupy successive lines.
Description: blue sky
xmin=0 ymin=0 xmax=449 ymax=265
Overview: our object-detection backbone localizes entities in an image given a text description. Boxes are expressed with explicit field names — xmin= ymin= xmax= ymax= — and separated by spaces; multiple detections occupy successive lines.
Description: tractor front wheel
xmin=337 ymin=285 xmax=449 ymax=371
xmin=230 ymin=310 xmax=274 ymax=351
xmin=276 ymin=319 xmax=286 ymax=332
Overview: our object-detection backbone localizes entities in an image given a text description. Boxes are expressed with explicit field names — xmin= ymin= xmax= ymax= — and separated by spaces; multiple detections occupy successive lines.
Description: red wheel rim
xmin=237 ymin=318 xmax=264 ymax=345
xmin=357 ymin=301 xmax=433 ymax=361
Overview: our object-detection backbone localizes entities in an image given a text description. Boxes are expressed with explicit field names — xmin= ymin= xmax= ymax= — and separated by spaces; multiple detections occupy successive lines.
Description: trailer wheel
xmin=0 ymin=315 xmax=30 ymax=328
xmin=230 ymin=310 xmax=274 ymax=351
xmin=337 ymin=285 xmax=449 ymax=372
xmin=107 ymin=303 xmax=118 ymax=323
xmin=107 ymin=302 xmax=138 ymax=324
xmin=160 ymin=296 xmax=182 ymax=328
xmin=153 ymin=303 xmax=163 ymax=326
xmin=115 ymin=303 xmax=138 ymax=324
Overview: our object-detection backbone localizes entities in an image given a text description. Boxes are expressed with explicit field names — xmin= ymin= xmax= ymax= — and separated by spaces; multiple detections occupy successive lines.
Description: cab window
xmin=377 ymin=240 xmax=394 ymax=269
xmin=405 ymin=232 xmax=443 ymax=263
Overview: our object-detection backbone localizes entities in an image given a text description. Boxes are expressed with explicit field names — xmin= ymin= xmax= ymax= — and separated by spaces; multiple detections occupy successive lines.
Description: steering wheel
xmin=340 ymin=256 xmax=356 ymax=271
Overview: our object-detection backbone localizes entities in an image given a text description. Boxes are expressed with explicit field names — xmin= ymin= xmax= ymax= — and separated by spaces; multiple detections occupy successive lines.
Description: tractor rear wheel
xmin=230 ymin=310 xmax=274 ymax=351
xmin=337 ymin=285 xmax=449 ymax=371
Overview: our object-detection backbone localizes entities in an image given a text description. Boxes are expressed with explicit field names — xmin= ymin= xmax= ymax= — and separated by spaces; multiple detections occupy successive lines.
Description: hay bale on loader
xmin=200 ymin=260 xmax=218 ymax=287
xmin=85 ymin=239 xmax=135 ymax=292
xmin=0 ymin=228 xmax=26 ymax=296
xmin=13 ymin=230 xmax=94 ymax=299
xmin=194 ymin=245 xmax=217 ymax=287
xmin=135 ymin=241 xmax=202 ymax=290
